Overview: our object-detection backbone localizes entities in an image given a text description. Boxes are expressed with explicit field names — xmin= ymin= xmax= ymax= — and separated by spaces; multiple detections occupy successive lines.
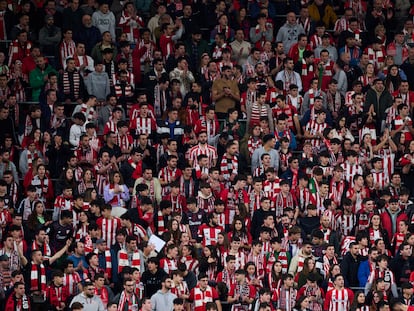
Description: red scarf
xmin=117 ymin=291 xmax=138 ymax=311
xmin=80 ymin=103 xmax=95 ymax=122
xmin=73 ymin=53 xmax=88 ymax=68
xmin=30 ymin=262 xmax=46 ymax=293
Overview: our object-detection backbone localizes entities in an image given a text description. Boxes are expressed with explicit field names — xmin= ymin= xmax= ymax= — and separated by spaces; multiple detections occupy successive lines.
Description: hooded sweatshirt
xmin=92 ymin=10 xmax=116 ymax=40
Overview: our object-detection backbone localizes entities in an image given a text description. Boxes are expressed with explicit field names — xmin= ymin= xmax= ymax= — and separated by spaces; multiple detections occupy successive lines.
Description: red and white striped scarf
xmin=63 ymin=272 xmax=81 ymax=296
xmin=30 ymin=262 xmax=46 ymax=293
xmin=80 ymin=103 xmax=95 ymax=122
xmin=117 ymin=133 xmax=131 ymax=151
xmin=345 ymin=45 xmax=360 ymax=61
xmin=330 ymin=180 xmax=346 ymax=207
xmin=62 ymin=70 xmax=80 ymax=98
xmin=298 ymin=17 xmax=311 ymax=35
xmin=60 ymin=40 xmax=76 ymax=67
xmin=32 ymin=241 xmax=51 ymax=258
xmin=118 ymin=249 xmax=141 ymax=273
xmin=275 ymin=192 xmax=295 ymax=218
xmin=217 ymin=25 xmax=231 ymax=40
xmin=117 ymin=291 xmax=138 ymax=311
xmin=323 ymin=255 xmax=338 ymax=277
xmin=301 ymin=59 xmax=314 ymax=76
xmin=95 ymin=249 xmax=112 ymax=276
xmin=220 ymin=153 xmax=238 ymax=186
xmin=179 ymin=176 xmax=195 ymax=197
xmin=73 ymin=53 xmax=88 ymax=69
xmin=295 ymin=187 xmax=311 ymax=212
xmin=247 ymin=137 xmax=262 ymax=157
xmin=157 ymin=210 xmax=166 ymax=234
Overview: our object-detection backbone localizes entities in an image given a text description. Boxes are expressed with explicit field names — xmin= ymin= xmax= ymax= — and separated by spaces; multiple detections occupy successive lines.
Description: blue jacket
xmin=357 ymin=259 xmax=371 ymax=287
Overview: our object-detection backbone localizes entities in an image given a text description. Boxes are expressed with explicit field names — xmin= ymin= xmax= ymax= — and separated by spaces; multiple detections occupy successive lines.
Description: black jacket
xmin=340 ymin=252 xmax=362 ymax=287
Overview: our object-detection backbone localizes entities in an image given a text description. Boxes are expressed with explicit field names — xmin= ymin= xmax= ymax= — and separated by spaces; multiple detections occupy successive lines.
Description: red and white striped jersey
xmin=129 ymin=116 xmax=156 ymax=137
xmin=377 ymin=148 xmax=395 ymax=179
xmin=324 ymin=288 xmax=354 ymax=311
xmin=340 ymin=162 xmax=363 ymax=186
xmin=221 ymin=251 xmax=246 ymax=270
xmin=198 ymin=224 xmax=223 ymax=247
xmin=272 ymin=104 xmax=298 ymax=131
xmin=263 ymin=178 xmax=281 ymax=206
xmin=295 ymin=187 xmax=311 ymax=212
xmin=158 ymin=167 xmax=182 ymax=196
xmin=346 ymin=188 xmax=368 ymax=213
xmin=305 ymin=120 xmax=328 ymax=147
xmin=188 ymin=144 xmax=218 ymax=168
xmin=329 ymin=180 xmax=347 ymax=207
xmin=371 ymin=170 xmax=389 ymax=190
xmin=96 ymin=217 xmax=121 ymax=248
xmin=310 ymin=192 xmax=328 ymax=215
xmin=337 ymin=213 xmax=356 ymax=237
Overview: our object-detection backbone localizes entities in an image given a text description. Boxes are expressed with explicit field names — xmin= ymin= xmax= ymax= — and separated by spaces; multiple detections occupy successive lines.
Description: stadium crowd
xmin=0 ymin=0 xmax=414 ymax=311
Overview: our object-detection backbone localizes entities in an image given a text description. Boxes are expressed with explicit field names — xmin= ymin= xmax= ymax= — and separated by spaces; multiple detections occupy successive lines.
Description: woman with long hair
xmin=103 ymin=171 xmax=130 ymax=216
xmin=350 ymin=291 xmax=370 ymax=311
xmin=29 ymin=163 xmax=54 ymax=207
xmin=263 ymin=261 xmax=283 ymax=298
xmin=40 ymin=131 xmax=52 ymax=165
xmin=374 ymin=238 xmax=393 ymax=256
xmin=199 ymin=245 xmax=219 ymax=279
xmin=55 ymin=168 xmax=78 ymax=196
xmin=78 ymin=169 xmax=96 ymax=195
xmin=230 ymin=7 xmax=250 ymax=39
xmin=216 ymin=231 xmax=230 ymax=262
xmin=83 ymin=188 xmax=98 ymax=210
xmin=245 ymin=261 xmax=263 ymax=291
xmin=323 ymin=264 xmax=342 ymax=292
xmin=367 ymin=213 xmax=391 ymax=249
xmin=296 ymin=257 xmax=322 ymax=288
xmin=166 ymin=218 xmax=182 ymax=244
xmin=75 ymin=211 xmax=89 ymax=241
xmin=293 ymin=295 xmax=311 ymax=311
xmin=180 ymin=244 xmax=199 ymax=275
xmin=358 ymin=63 xmax=376 ymax=92
xmin=384 ymin=64 xmax=402 ymax=93
xmin=228 ymin=216 xmax=252 ymax=253
xmin=26 ymin=200 xmax=52 ymax=241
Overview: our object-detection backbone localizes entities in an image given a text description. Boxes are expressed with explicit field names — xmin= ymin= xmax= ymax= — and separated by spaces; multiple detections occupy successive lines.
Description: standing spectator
xmin=92 ymin=3 xmax=115 ymax=40
xmin=150 ymin=275 xmax=177 ymax=311
xmin=340 ymin=242 xmax=362 ymax=287
xmin=211 ymin=66 xmax=240 ymax=119
xmin=62 ymin=0 xmax=83 ymax=35
xmin=70 ymin=281 xmax=105 ymax=311
xmin=276 ymin=12 xmax=305 ymax=54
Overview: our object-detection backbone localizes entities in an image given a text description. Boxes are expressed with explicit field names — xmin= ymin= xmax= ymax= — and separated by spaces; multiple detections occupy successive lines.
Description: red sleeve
xmin=324 ymin=289 xmax=332 ymax=311
xmin=249 ymin=285 xmax=256 ymax=299
xmin=400 ymin=155 xmax=412 ymax=166
xmin=347 ymin=289 xmax=354 ymax=306
xmin=242 ymin=190 xmax=249 ymax=204
xmin=410 ymin=271 xmax=414 ymax=283
xmin=217 ymin=272 xmax=223 ymax=283
xmin=297 ymin=286 xmax=305 ymax=298
xmin=229 ymin=284 xmax=236 ymax=298
xmin=188 ymin=288 xmax=194 ymax=302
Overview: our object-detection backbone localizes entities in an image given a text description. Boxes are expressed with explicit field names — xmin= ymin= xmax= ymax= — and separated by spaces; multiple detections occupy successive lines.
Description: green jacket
xmin=29 ymin=64 xmax=58 ymax=101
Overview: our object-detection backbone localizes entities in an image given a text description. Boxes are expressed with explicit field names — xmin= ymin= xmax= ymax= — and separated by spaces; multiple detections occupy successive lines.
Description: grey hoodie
xmin=150 ymin=290 xmax=177 ymax=311
xmin=276 ymin=23 xmax=305 ymax=54
xmin=92 ymin=10 xmax=116 ymax=40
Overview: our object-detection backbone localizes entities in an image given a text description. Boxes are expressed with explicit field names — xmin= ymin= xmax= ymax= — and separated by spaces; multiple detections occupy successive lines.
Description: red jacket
xmin=380 ymin=208 xmax=408 ymax=238
xmin=46 ymin=283 xmax=70 ymax=309
xmin=287 ymin=43 xmax=312 ymax=64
